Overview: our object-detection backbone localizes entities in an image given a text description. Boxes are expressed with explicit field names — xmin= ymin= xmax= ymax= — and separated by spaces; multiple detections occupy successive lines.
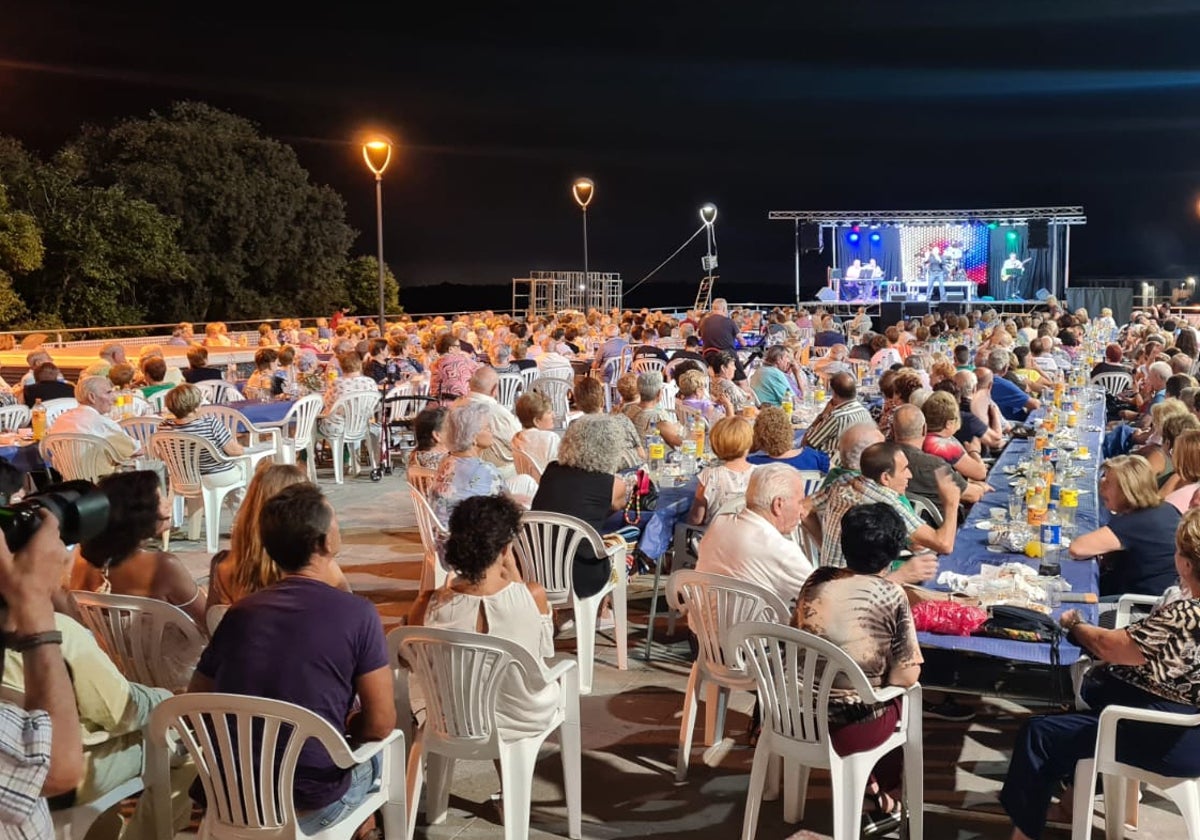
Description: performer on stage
xmin=844 ymin=259 xmax=862 ymax=280
xmin=1001 ymin=252 xmax=1029 ymax=300
xmin=924 ymin=246 xmax=946 ymax=301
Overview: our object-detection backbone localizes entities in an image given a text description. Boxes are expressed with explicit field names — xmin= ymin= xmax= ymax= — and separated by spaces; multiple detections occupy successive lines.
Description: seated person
xmin=1002 ymin=506 xmax=1200 ymax=840
xmin=792 ymin=504 xmax=923 ymax=833
xmin=688 ymin=416 xmax=756 ymax=525
xmin=512 ymin=392 xmax=561 ymax=469
xmin=696 ymin=462 xmax=814 ymax=610
xmin=23 ymin=362 xmax=75 ymax=407
xmin=708 ymin=350 xmax=756 ymax=417
xmin=161 ymin=383 xmax=245 ymax=478
xmin=49 ymin=376 xmax=139 ymax=460
xmin=921 ymin=392 xmax=987 ymax=482
xmin=428 ymin=402 xmax=505 ymax=527
xmin=749 ymin=345 xmax=799 ymax=408
xmin=242 ymin=347 xmax=278 ymax=400
xmin=747 ymin=406 xmax=830 ymax=473
xmin=407 ymin=494 xmax=558 ymax=740
xmin=181 ymin=344 xmax=223 ymax=383
xmin=627 ymin=372 xmax=684 ymax=449
xmin=138 ymin=356 xmax=173 ymax=399
xmin=409 ymin=406 xmax=449 ymax=472
xmin=189 ymin=484 xmax=394 ymax=838
xmin=676 ymin=369 xmax=718 ymax=422
xmin=1069 ymin=454 xmax=1181 ymax=598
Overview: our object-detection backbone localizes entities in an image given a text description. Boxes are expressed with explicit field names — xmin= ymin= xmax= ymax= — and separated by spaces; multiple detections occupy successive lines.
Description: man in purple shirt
xmin=698 ymin=298 xmax=747 ymax=383
xmin=189 ymin=484 xmax=395 ymax=835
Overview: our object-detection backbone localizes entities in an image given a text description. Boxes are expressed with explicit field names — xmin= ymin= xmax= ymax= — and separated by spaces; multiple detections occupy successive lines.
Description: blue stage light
xmin=849 ymin=232 xmax=860 ymax=243
xmin=869 ymin=232 xmax=881 ymax=243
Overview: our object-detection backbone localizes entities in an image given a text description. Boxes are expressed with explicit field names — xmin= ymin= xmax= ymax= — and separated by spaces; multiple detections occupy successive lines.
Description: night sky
xmin=4 ymin=1 xmax=1200 ymax=310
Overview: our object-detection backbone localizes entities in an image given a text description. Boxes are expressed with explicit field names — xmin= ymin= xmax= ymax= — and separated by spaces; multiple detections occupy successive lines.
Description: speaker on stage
xmin=800 ymin=223 xmax=821 ymax=252
xmin=1028 ymin=220 xmax=1049 ymax=249
xmin=887 ymin=283 xmax=907 ymax=302
xmin=816 ymin=287 xmax=838 ymax=302
xmin=1035 ymin=288 xmax=1051 ymax=301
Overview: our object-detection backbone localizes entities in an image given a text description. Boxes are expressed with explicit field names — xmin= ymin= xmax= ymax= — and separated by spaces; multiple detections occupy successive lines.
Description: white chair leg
xmin=613 ymin=575 xmax=628 ymax=671
xmin=405 ymin=738 xmax=425 ymax=840
xmin=573 ymin=593 xmax=600 ymax=695
xmin=333 ymin=438 xmax=345 ymax=484
xmin=832 ymin=758 xmax=872 ymax=840
xmin=676 ymin=664 xmax=702 ymax=782
xmin=740 ymin=743 xmax=772 ymax=840
xmin=703 ymin=682 xmax=720 ymax=747
xmin=1070 ymin=758 xmax=1097 ymax=840
xmin=764 ymin=753 xmax=781 ymax=801
xmin=560 ymin=703 xmax=582 ymax=839
xmin=1165 ymin=780 xmax=1200 ymax=840
xmin=1103 ymin=773 xmax=1127 ymax=840
xmin=380 ymin=736 xmax=407 ymax=840
xmin=424 ymin=753 xmax=455 ymax=826
xmin=903 ymin=696 xmax=924 ymax=840
xmin=783 ymin=760 xmax=811 ymax=824
xmin=498 ymin=738 xmax=541 ymax=840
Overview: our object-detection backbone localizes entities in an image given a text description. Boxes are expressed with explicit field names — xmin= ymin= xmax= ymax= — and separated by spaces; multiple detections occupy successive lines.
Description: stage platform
xmin=799 ymin=298 xmax=1048 ymax=318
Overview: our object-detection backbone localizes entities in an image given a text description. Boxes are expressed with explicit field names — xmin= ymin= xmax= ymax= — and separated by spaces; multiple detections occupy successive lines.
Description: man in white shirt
xmin=460 ymin=366 xmax=521 ymax=479
xmin=80 ymin=342 xmax=127 ymax=379
xmin=1029 ymin=337 xmax=1062 ymax=382
xmin=48 ymin=376 xmax=139 ymax=461
xmin=696 ymin=463 xmax=814 ymax=609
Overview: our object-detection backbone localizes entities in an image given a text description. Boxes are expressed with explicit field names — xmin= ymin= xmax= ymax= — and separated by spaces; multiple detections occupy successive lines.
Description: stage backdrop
xmin=898 ymin=224 xmax=989 ymax=291
xmin=835 ymin=227 xmax=902 ymax=283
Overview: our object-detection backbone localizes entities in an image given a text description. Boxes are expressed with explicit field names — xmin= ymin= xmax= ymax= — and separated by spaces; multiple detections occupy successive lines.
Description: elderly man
xmin=750 ymin=345 xmax=801 ymax=407
xmin=592 ymin=324 xmax=629 ymax=379
xmin=629 ymin=372 xmax=683 ymax=448
xmin=892 ymin=404 xmax=986 ymax=508
xmin=985 ymin=348 xmax=1040 ymax=421
xmin=1121 ymin=359 xmax=1171 ymax=423
xmin=806 ymin=428 xmax=960 ymax=577
xmin=970 ymin=367 xmax=1007 ymax=442
xmin=696 ymin=463 xmax=814 ymax=609
xmin=1029 ymin=336 xmax=1063 ymax=382
xmin=803 ymin=371 xmax=874 ymax=458
xmin=954 ymin=370 xmax=1003 ymax=450
xmin=460 ymin=366 xmax=522 ymax=478
xmin=80 ymin=342 xmax=127 ymax=379
xmin=49 ymin=376 xmax=140 ymax=460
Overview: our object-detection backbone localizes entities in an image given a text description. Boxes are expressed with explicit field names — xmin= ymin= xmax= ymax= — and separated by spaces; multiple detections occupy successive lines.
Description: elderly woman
xmin=1070 ymin=454 xmax=1182 ymax=598
xmin=428 ymin=401 xmax=505 ymax=527
xmin=688 ymin=416 xmax=756 ymax=525
xmin=317 ymin=351 xmax=379 ymax=442
xmin=532 ymin=414 xmax=633 ymax=599
xmin=1003 ymin=506 xmax=1200 ymax=840
xmin=707 ymin=350 xmax=754 ymax=417
xmin=921 ymin=391 xmax=987 ymax=481
xmin=410 ymin=406 xmax=449 ymax=471
xmin=407 ymin=494 xmax=558 ymax=739
xmin=576 ymin=377 xmax=642 ymax=469
xmin=748 ymin=406 xmax=830 ymax=473
xmin=750 ymin=345 xmax=800 ymax=408
xmin=429 ymin=332 xmax=478 ymax=399
xmin=161 ymin=383 xmax=245 ymax=479
xmin=793 ymin=504 xmax=922 ymax=833
xmin=676 ymin=368 xmax=718 ymax=422
xmin=879 ymin=368 xmax=923 ymax=439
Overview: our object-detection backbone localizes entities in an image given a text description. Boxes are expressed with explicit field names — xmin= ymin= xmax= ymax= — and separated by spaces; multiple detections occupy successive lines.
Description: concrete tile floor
xmin=163 ymin=465 xmax=1188 ymax=839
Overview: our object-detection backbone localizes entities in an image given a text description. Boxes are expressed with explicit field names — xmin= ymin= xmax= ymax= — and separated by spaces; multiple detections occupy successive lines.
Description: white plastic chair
xmin=0 ymin=403 xmax=29 ymax=431
xmin=668 ymin=571 xmax=789 ymax=781
xmin=196 ymin=404 xmax=281 ymax=468
xmin=118 ymin=415 xmax=162 ymax=453
xmin=540 ymin=363 xmax=574 ymax=382
xmin=729 ymin=621 xmax=924 ymax=840
xmin=909 ymin=494 xmax=944 ymax=527
xmin=146 ymin=693 xmax=406 ymax=840
xmin=512 ymin=511 xmax=627 ymax=694
xmin=408 ymin=482 xmax=449 ymax=592
xmin=274 ymin=393 xmax=323 ymax=480
xmin=321 ymin=391 xmax=381 ymax=484
xmin=41 ymin=397 xmax=79 ymax=427
xmin=632 ymin=357 xmax=667 ymax=376
xmin=152 ymin=431 xmax=249 ymax=552
xmin=71 ymin=590 xmax=206 ymax=693
xmin=1071 ymin=706 xmax=1200 ymax=840
xmin=53 ymin=774 xmax=143 ymax=840
xmin=389 ymin=626 xmax=581 ymax=840
xmin=146 ymin=388 xmax=171 ymax=413
xmin=39 ymin=433 xmax=126 ymax=483
xmin=796 ymin=469 xmax=823 ymax=498
xmin=193 ymin=379 xmax=242 ymax=405
xmin=658 ymin=380 xmax=680 ymax=413
xmin=406 ymin=465 xmax=437 ymax=498
xmin=496 ymin=373 xmax=524 ymax=412
xmin=528 ymin=378 xmax=571 ymax=429
xmin=518 ymin=366 xmax=540 ymax=393
xmin=1091 ymin=371 xmax=1132 ymax=396
xmin=512 ymin=446 xmax=545 ymax=483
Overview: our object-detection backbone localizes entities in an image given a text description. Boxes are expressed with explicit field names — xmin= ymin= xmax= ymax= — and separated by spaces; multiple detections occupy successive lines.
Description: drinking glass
xmin=1008 ymin=491 xmax=1023 ymax=522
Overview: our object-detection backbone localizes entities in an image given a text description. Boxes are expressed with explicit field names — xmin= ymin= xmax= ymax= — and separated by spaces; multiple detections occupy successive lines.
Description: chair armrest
xmin=1095 ymin=703 xmax=1200 ymax=766
xmin=540 ymin=657 xmax=578 ymax=687
xmin=1115 ymin=594 xmax=1159 ymax=629
xmin=345 ymin=728 xmax=404 ymax=767
xmin=521 ymin=656 xmax=577 ymax=694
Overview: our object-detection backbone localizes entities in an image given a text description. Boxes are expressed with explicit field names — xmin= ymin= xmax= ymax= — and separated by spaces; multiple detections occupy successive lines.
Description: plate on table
xmin=1001 ymin=465 xmax=1020 ymax=475
xmin=974 ymin=520 xmax=996 ymax=531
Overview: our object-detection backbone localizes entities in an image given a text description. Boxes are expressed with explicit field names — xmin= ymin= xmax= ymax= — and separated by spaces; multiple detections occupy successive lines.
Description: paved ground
xmin=162 ymin=459 xmax=1187 ymax=839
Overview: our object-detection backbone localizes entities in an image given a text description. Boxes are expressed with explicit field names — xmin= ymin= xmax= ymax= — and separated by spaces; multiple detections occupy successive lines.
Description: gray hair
xmin=839 ymin=422 xmax=884 ymax=471
xmin=745 ymin=463 xmax=801 ymax=514
xmin=1150 ymin=361 xmax=1173 ymax=383
xmin=557 ymin=414 xmax=622 ymax=474
xmin=493 ymin=343 xmax=512 ymax=364
xmin=75 ymin=375 xmax=111 ymax=405
xmin=986 ymin=348 xmax=1011 ymax=373
xmin=954 ymin=369 xmax=977 ymax=396
xmin=469 ymin=365 xmax=498 ymax=395
xmin=445 ymin=402 xmax=491 ymax=453
xmin=637 ymin=371 xmax=664 ymax=402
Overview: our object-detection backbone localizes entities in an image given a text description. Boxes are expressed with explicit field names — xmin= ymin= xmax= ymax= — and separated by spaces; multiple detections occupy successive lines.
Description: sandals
xmin=861 ymin=791 xmax=903 ymax=837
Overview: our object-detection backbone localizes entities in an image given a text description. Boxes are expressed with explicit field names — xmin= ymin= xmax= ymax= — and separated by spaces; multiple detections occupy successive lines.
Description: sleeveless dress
xmin=422 ymin=583 xmax=558 ymax=740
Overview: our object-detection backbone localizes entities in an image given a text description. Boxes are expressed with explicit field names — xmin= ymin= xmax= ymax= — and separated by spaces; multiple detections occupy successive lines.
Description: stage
xmin=799 ymin=298 xmax=1048 ymax=320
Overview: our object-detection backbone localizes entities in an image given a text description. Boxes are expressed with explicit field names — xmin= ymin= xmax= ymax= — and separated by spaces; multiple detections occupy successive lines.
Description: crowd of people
xmin=4 ymin=297 xmax=1200 ymax=840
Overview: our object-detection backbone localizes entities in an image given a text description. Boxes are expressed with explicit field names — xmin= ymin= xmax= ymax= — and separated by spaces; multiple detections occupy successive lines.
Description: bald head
xmin=830 ymin=372 xmax=857 ymax=401
xmin=954 ymin=369 xmax=977 ymax=397
xmin=838 ymin=423 xmax=885 ymax=471
xmin=975 ymin=367 xmax=993 ymax=390
xmin=470 ymin=365 xmax=499 ymax=396
xmin=891 ymin=404 xmax=926 ymax=444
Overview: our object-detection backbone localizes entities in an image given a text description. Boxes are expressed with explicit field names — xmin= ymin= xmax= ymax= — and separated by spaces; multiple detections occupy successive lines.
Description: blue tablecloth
xmin=0 ymin=442 xmax=43 ymax=474
xmin=225 ymin=399 xmax=296 ymax=427
xmin=917 ymin=390 xmax=1107 ymax=665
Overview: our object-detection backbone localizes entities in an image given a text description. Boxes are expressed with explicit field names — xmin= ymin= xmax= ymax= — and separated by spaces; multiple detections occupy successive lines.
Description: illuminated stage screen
xmin=899 ymin=224 xmax=988 ymax=286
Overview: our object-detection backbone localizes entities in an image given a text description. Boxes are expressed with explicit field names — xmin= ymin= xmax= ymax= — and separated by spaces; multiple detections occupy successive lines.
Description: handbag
xmin=623 ymin=468 xmax=659 ymax=525
xmin=978 ymin=605 xmax=1063 ymax=664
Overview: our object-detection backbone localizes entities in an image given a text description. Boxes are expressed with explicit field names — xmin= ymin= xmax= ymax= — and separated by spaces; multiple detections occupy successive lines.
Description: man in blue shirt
xmin=985 ymin=349 xmax=1040 ymax=421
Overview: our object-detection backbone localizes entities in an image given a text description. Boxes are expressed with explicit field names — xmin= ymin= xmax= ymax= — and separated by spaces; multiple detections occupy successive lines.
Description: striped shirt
xmin=802 ymin=399 xmax=874 ymax=457
xmin=810 ymin=472 xmax=922 ymax=569
xmin=162 ymin=414 xmax=234 ymax=474
xmin=0 ymin=703 xmax=51 ymax=839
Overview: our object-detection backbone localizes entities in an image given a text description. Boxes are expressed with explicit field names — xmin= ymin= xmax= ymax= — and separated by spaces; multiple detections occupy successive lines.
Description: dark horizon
xmin=4 ymin=2 xmax=1200 ymax=310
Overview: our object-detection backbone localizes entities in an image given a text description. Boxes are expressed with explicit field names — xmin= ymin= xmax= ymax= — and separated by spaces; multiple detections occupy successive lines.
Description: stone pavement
xmin=163 ymin=465 xmax=1186 ymax=839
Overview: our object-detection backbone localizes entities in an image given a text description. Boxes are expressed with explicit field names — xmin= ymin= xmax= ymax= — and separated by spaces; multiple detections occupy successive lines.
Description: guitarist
xmin=1001 ymin=252 xmax=1031 ymax=299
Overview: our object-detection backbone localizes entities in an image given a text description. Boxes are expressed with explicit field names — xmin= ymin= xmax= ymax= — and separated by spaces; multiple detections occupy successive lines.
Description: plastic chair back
xmin=328 ymin=391 xmax=381 ymax=444
xmin=512 ymin=511 xmax=606 ymax=605
xmin=41 ymin=397 xmax=78 ymax=427
xmin=540 ymin=364 xmax=574 ymax=382
xmin=0 ymin=404 xmax=29 ymax=431
xmin=196 ymin=404 xmax=254 ymax=439
xmin=71 ymin=590 xmax=205 ymax=692
xmin=496 ymin=373 xmax=524 ymax=412
xmin=518 ymin=367 xmax=540 ymax=392
xmin=796 ymin=469 xmax=823 ymax=498
xmin=512 ymin=446 xmax=544 ymax=483
xmin=146 ymin=389 xmax=171 ymax=413
xmin=39 ymin=433 xmax=124 ymax=483
xmin=152 ymin=431 xmax=225 ymax=497
xmin=657 ymin=381 xmax=679 ymax=413
xmin=280 ymin=393 xmax=323 ymax=449
xmin=194 ymin=380 xmax=241 ymax=405
xmin=119 ymin=415 xmax=163 ymax=452
xmin=529 ymin=378 xmax=570 ymax=427
xmin=631 ymin=357 xmax=666 ymax=376
xmin=408 ymin=482 xmax=448 ymax=590
xmin=406 ymin=465 xmax=437 ymax=497
xmin=1091 ymin=371 xmax=1132 ymax=396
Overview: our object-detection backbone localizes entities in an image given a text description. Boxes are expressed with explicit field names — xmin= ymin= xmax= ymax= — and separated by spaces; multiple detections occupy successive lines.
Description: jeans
xmin=298 ymin=754 xmax=382 ymax=834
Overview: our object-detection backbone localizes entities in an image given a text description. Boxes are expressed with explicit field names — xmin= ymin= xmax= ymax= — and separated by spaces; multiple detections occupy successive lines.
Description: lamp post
xmin=362 ymin=138 xmax=393 ymax=331
xmin=573 ymin=178 xmax=594 ymax=307
xmin=700 ymin=203 xmax=718 ymax=305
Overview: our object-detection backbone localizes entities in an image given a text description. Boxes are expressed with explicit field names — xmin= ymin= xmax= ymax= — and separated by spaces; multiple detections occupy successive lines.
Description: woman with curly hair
xmin=407 ymin=494 xmax=558 ymax=740
xmin=748 ymin=406 xmax=830 ymax=473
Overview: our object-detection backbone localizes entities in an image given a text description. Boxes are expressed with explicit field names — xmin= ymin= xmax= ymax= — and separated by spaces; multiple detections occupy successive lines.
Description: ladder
xmin=694 ymin=273 xmax=717 ymax=312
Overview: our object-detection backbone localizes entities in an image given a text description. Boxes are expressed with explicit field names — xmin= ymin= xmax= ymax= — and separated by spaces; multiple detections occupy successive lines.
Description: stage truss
xmin=512 ymin=270 xmax=622 ymax=317
xmin=769 ymin=207 xmax=1086 ymax=305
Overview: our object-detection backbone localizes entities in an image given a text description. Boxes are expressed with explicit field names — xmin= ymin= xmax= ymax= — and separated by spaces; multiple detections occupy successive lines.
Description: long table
xmin=917 ymin=390 xmax=1107 ymax=665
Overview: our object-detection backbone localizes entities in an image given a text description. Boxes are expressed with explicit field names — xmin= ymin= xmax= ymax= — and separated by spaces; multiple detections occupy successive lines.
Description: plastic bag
xmin=910 ymin=601 xmax=989 ymax=636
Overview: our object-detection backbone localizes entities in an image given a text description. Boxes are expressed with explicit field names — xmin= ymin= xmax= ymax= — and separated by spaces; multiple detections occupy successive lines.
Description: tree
xmin=338 ymin=255 xmax=399 ymax=318
xmin=0 ymin=184 xmax=41 ymax=325
xmin=0 ymin=139 xmax=190 ymax=327
xmin=70 ymin=101 xmax=356 ymax=320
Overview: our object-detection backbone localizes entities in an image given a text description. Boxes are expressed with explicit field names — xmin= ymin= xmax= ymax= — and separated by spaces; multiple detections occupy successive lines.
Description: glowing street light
xmin=699 ymin=203 xmax=718 ymax=226
xmin=362 ymin=137 xmax=394 ymax=330
xmin=572 ymin=178 xmax=594 ymax=302
xmin=700 ymin=203 xmax=719 ymax=280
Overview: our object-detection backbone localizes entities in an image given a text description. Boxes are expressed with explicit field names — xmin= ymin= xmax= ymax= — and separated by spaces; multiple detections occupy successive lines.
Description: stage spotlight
xmin=852 ymin=224 xmax=860 ymax=233
xmin=849 ymin=232 xmax=860 ymax=244
xmin=1006 ymin=230 xmax=1018 ymax=240
xmin=869 ymin=232 xmax=881 ymax=243
xmin=987 ymin=222 xmax=998 ymax=230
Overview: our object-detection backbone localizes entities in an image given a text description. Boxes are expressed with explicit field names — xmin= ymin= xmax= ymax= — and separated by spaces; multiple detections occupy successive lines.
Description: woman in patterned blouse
xmin=1001 ymin=506 xmax=1200 ymax=840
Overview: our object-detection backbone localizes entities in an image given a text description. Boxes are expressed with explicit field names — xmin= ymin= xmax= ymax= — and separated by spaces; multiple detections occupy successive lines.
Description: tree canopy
xmin=340 ymin=255 xmax=399 ymax=318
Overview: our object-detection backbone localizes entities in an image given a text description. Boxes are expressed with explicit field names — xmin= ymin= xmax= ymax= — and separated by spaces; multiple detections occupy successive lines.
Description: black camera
xmin=0 ymin=480 xmax=110 ymax=552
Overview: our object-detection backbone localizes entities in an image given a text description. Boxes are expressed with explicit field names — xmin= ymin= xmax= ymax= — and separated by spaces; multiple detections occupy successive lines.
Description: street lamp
xmin=573 ymin=178 xmax=594 ymax=303
xmin=362 ymin=137 xmax=393 ymax=331
xmin=700 ymin=202 xmax=718 ymax=274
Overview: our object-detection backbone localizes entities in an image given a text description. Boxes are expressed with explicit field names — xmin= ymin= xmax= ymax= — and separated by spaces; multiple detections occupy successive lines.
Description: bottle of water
xmin=647 ymin=421 xmax=665 ymax=475
xmin=1039 ymin=503 xmax=1062 ymax=576
xmin=1059 ymin=476 xmax=1078 ymax=535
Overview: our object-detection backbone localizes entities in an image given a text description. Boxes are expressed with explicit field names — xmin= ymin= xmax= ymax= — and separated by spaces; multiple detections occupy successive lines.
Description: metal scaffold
xmin=512 ymin=271 xmax=622 ymax=317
